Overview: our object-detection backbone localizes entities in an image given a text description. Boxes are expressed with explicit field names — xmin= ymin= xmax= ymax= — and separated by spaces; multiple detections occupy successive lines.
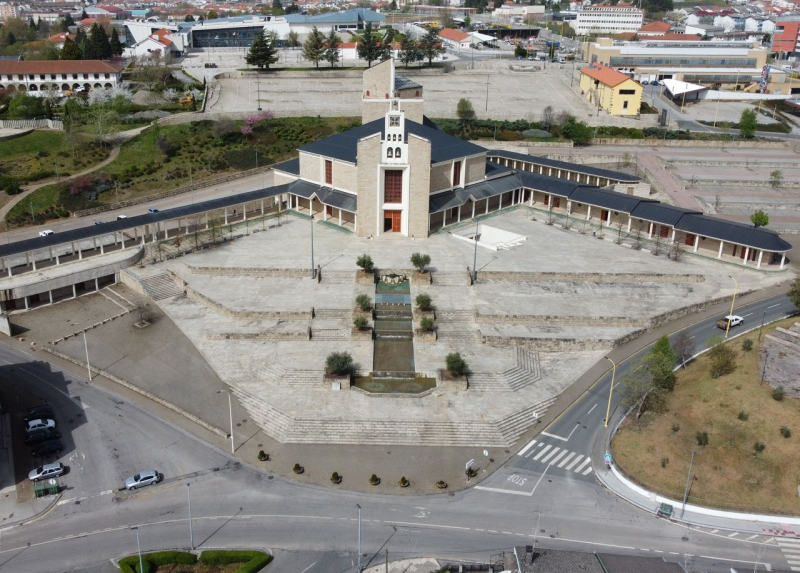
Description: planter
xmin=356 ymin=269 xmax=376 ymax=285
xmin=413 ymin=308 xmax=435 ymax=321
xmin=369 ymin=477 xmax=381 ymax=486
xmin=435 ymin=481 xmax=448 ymax=489
xmin=437 ymin=369 xmax=468 ymax=391
xmin=414 ymin=328 xmax=437 ymax=343
xmin=411 ymin=270 xmax=432 ymax=285
xmin=353 ymin=309 xmax=373 ymax=321
xmin=398 ymin=478 xmax=410 ymax=488
xmin=293 ymin=465 xmax=304 ymax=475
xmin=331 ymin=474 xmax=342 ymax=484
xmin=351 ymin=326 xmax=373 ymax=341
xmin=324 ymin=373 xmax=351 ymax=389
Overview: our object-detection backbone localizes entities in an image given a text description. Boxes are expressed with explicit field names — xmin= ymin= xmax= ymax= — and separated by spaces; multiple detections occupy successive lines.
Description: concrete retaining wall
xmin=697 ymin=180 xmax=800 ymax=189
xmin=186 ymin=287 xmax=312 ymax=320
xmin=187 ymin=265 xmax=311 ymax=279
xmin=476 ymin=312 xmax=649 ymax=328
xmin=0 ymin=128 xmax=33 ymax=142
xmin=208 ymin=331 xmax=309 ymax=341
xmin=478 ymin=271 xmax=705 ymax=284
xmin=482 ymin=334 xmax=615 ymax=351
xmin=0 ymin=119 xmax=63 ymax=130
xmin=43 ymin=346 xmax=228 ymax=438
xmin=590 ymin=138 xmax=787 ymax=148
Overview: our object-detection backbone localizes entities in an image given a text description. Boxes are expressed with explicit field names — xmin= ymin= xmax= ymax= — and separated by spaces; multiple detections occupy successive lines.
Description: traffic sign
xmin=466 ymin=459 xmax=475 ymax=470
xmin=604 ymin=454 xmax=612 ymax=466
xmin=483 ymin=450 xmax=489 ymax=457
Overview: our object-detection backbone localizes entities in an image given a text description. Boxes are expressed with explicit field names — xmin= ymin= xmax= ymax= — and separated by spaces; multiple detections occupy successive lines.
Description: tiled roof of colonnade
xmin=486 ymin=149 xmax=641 ymax=183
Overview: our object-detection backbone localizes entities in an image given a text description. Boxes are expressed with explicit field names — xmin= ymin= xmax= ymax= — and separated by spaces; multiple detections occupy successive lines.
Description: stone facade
xmin=429 ymin=162 xmax=452 ymax=193
xmin=356 ymin=134 xmax=381 ymax=237
xmin=465 ymin=155 xmax=486 ymax=184
xmin=407 ymin=134 xmax=432 ymax=238
xmin=299 ymin=152 xmax=322 ymax=183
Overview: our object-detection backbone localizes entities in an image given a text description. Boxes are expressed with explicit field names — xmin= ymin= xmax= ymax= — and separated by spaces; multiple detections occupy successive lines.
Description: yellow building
xmin=579 ymin=62 xmax=643 ymax=116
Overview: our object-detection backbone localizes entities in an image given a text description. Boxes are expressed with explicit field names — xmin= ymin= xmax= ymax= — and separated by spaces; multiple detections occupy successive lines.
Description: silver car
xmin=28 ymin=462 xmax=64 ymax=481
xmin=26 ymin=418 xmax=56 ymax=433
xmin=125 ymin=470 xmax=161 ymax=490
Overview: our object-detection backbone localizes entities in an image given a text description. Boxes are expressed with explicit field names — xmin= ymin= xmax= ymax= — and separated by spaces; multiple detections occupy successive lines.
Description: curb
xmin=0 ymin=493 xmax=62 ymax=531
xmin=595 ymin=311 xmax=800 ymax=527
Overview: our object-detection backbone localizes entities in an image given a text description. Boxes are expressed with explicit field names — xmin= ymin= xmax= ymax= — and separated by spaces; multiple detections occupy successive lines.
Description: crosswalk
xmin=517 ymin=439 xmax=593 ymax=475
xmin=776 ymin=536 xmax=800 ymax=571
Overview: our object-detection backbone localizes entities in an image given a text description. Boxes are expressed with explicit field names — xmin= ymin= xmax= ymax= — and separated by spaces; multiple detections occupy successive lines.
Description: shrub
xmin=331 ymin=471 xmax=341 ymax=483
xmin=661 ymin=457 xmax=669 ymax=468
xmin=696 ymin=431 xmax=709 ymax=446
xmin=773 ymin=386 xmax=786 ymax=401
xmin=293 ymin=463 xmax=303 ymax=474
xmin=753 ymin=441 xmax=766 ymax=455
xmin=0 ymin=176 xmax=22 ymax=195
xmin=369 ymin=473 xmax=380 ymax=485
xmin=436 ymin=480 xmax=448 ymax=489
xmin=738 ymin=411 xmax=749 ymax=421
xmin=781 ymin=426 xmax=792 ymax=438
xmin=355 ymin=294 xmax=372 ymax=311
xmin=356 ymin=253 xmax=374 ymax=271
xmin=119 ymin=551 xmax=197 ymax=573
xmin=708 ymin=338 xmax=737 ymax=378
xmin=420 ymin=316 xmax=434 ymax=332
xmin=258 ymin=450 xmax=268 ymax=461
xmin=742 ymin=338 xmax=754 ymax=352
xmin=410 ymin=252 xmax=431 ymax=273
xmin=353 ymin=316 xmax=368 ymax=330
xmin=446 ymin=352 xmax=467 ymax=377
xmin=199 ymin=550 xmax=271 ymax=570
xmin=398 ymin=476 xmax=409 ymax=487
xmin=416 ymin=293 xmax=432 ymax=311
xmin=671 ymin=423 xmax=680 ymax=433
xmin=325 ymin=351 xmax=353 ymax=376
xmin=465 ymin=466 xmax=477 ymax=478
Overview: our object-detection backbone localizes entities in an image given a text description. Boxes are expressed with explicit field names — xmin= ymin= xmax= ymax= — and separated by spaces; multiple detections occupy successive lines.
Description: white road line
xmin=575 ymin=457 xmax=592 ymax=473
xmin=566 ymin=424 xmax=580 ymax=440
xmin=548 ymin=450 xmax=568 ymax=466
xmin=557 ymin=452 xmax=576 ymax=468
xmin=688 ymin=335 xmax=695 ymax=339
xmin=565 ymin=455 xmax=584 ymax=470
xmin=517 ymin=439 xmax=537 ymax=457
xmin=473 ymin=486 xmax=533 ymax=497
xmin=581 ymin=466 xmax=593 ymax=475
xmin=768 ymin=303 xmax=781 ymax=309
xmin=587 ymin=404 xmax=597 ymax=414
xmin=540 ymin=447 xmax=561 ymax=463
xmin=742 ymin=313 xmax=753 ymax=318
xmin=747 ymin=535 xmax=759 ymax=540
xmin=384 ymin=521 xmax=471 ymax=531
xmin=728 ymin=532 xmax=739 ymax=538
xmin=532 ymin=445 xmax=552 ymax=461
xmin=540 ymin=431 xmax=568 ymax=442
xmin=19 ymin=367 xmax=88 ymax=409
xmin=710 ymin=529 xmax=719 ymax=533
xmin=300 ymin=562 xmax=317 ymax=573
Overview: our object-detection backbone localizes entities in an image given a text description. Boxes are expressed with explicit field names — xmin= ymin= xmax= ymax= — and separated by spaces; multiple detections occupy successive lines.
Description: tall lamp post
xmin=471 ymin=218 xmax=479 ymax=285
xmin=310 ymin=212 xmax=315 ymax=279
xmin=680 ymin=450 xmax=697 ymax=518
xmin=217 ymin=390 xmax=235 ymax=453
xmin=604 ymin=356 xmax=617 ymax=428
xmin=131 ymin=526 xmax=143 ymax=573
xmin=355 ymin=503 xmax=362 ymax=572
xmin=725 ymin=274 xmax=738 ymax=339
xmin=256 ymin=72 xmax=262 ymax=111
xmin=187 ymin=483 xmax=193 ymax=550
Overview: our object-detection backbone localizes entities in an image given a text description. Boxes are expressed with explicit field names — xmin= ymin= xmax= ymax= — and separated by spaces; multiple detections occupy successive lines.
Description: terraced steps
xmin=311 ymin=328 xmax=350 ymax=341
xmin=437 ymin=331 xmax=481 ymax=342
xmin=314 ymin=308 xmax=351 ymax=320
xmin=140 ymin=273 xmax=184 ymax=301
xmin=432 ymin=272 xmax=470 ymax=286
xmin=321 ymin=270 xmax=356 ymax=284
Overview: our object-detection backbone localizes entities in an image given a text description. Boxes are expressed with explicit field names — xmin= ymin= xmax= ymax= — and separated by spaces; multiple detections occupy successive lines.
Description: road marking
xmin=575 ymin=458 xmax=592 ymax=473
xmin=517 ymin=439 xmax=537 ymax=457
xmin=18 ymin=366 xmax=89 ymax=409
xmin=532 ymin=445 xmax=552 ymax=461
xmin=384 ymin=521 xmax=470 ymax=531
xmin=587 ymin=404 xmax=597 ymax=414
xmin=540 ymin=431 xmax=568 ymax=442
xmin=747 ymin=535 xmax=759 ymax=540
xmin=581 ymin=466 xmax=593 ymax=475
xmin=742 ymin=313 xmax=753 ymax=318
xmin=768 ymin=303 xmax=781 ymax=309
xmin=565 ymin=455 xmax=584 ymax=470
xmin=688 ymin=335 xmax=695 ymax=339
xmin=549 ymin=450 xmax=568 ymax=466
xmin=710 ymin=529 xmax=719 ymax=533
xmin=300 ymin=562 xmax=317 ymax=573
xmin=540 ymin=447 xmax=561 ymax=463
xmin=728 ymin=532 xmax=739 ymax=538
xmin=699 ymin=555 xmax=773 ymax=568
xmin=557 ymin=452 xmax=576 ymax=468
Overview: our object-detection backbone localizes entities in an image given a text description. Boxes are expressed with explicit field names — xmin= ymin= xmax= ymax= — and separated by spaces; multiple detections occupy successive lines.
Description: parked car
xmin=38 ymin=230 xmax=54 ymax=237
xmin=26 ymin=419 xmax=56 ymax=433
xmin=24 ymin=405 xmax=54 ymax=423
xmin=25 ymin=427 xmax=61 ymax=444
xmin=31 ymin=440 xmax=62 ymax=457
xmin=125 ymin=469 xmax=162 ymax=490
xmin=716 ymin=315 xmax=743 ymax=330
xmin=117 ymin=215 xmax=128 ymax=220
xmin=28 ymin=462 xmax=64 ymax=481
xmin=148 ymin=208 xmax=159 ymax=213
xmin=94 ymin=220 xmax=104 ymax=226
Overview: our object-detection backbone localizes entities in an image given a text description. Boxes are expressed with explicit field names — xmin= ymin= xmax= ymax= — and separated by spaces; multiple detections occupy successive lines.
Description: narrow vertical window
xmin=453 ymin=160 xmax=462 ymax=187
xmin=325 ymin=160 xmax=332 ymax=185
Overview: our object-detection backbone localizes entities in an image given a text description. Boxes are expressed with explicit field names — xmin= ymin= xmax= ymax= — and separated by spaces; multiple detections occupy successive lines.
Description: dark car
xmin=25 ymin=428 xmax=61 ymax=444
xmin=31 ymin=440 xmax=62 ymax=457
xmin=24 ymin=405 xmax=54 ymax=424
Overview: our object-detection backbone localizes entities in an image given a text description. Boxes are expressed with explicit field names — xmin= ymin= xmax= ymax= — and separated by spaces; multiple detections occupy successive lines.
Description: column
xmin=32 ymin=253 xmax=37 ymax=271
xmin=472 ymin=201 xmax=476 ymax=219
xmin=528 ymin=190 xmax=533 ymax=206
xmin=95 ymin=278 xmax=99 ymax=290
xmin=457 ymin=205 xmax=462 ymax=222
xmin=670 ymin=229 xmax=676 ymax=244
xmin=586 ymin=205 xmax=591 ymax=221
xmin=499 ymin=194 xmax=503 ymax=210
xmin=56 ymin=251 xmax=60 ymax=265
xmin=781 ymin=254 xmax=786 ymax=269
xmin=648 ymin=222 xmax=653 ymax=239
xmin=339 ymin=210 xmax=342 ymax=226
xmin=205 ymin=213 xmax=209 ymax=230
xmin=224 ymin=208 xmax=228 ymax=225
xmin=242 ymin=203 xmax=246 ymax=220
xmin=72 ymin=284 xmax=77 ymax=298
xmin=757 ymin=250 xmax=763 ymax=269
xmin=5 ymin=258 xmax=11 ymax=277
xmin=261 ymin=200 xmax=265 ymax=216
xmin=122 ymin=234 xmax=126 ymax=248
xmin=485 ymin=200 xmax=489 ymax=215
xmin=607 ymin=211 xmax=612 ymax=227
xmin=134 ymin=228 xmax=138 ymax=240
xmin=743 ymin=247 xmax=750 ymax=265
xmin=49 ymin=291 xmax=53 ymax=304
xmin=49 ymin=247 xmax=53 ymax=261
xmin=93 ymin=237 xmax=97 ymax=251
xmin=693 ymin=235 xmax=699 ymax=253
xmin=428 ymin=214 xmax=431 ymax=233
xmin=24 ymin=297 xmax=28 ymax=310
xmin=567 ymin=200 xmax=572 ymax=215
xmin=324 ymin=206 xmax=328 ymax=222
xmin=718 ymin=241 xmax=724 ymax=259
xmin=100 ymin=240 xmax=105 ymax=255
xmin=354 ymin=214 xmax=358 ymax=233
xmin=78 ymin=245 xmax=83 ymax=260
xmin=71 ymin=242 xmax=76 ymax=257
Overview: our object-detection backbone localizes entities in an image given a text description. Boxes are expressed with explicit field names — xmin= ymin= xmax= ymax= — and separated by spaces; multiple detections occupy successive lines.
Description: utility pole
xmin=83 ymin=331 xmax=92 ymax=381
xmin=680 ymin=450 xmax=696 ymax=518
xmin=187 ymin=483 xmax=193 ymax=550
xmin=471 ymin=218 xmax=479 ymax=284
xmin=355 ymin=503 xmax=362 ymax=572
xmin=485 ymin=74 xmax=489 ymax=112
xmin=758 ymin=310 xmax=766 ymax=340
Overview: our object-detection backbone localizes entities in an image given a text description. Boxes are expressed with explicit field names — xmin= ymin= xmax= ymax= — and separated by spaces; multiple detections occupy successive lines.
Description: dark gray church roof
xmin=487 ymin=149 xmax=640 ymax=182
xmin=299 ymin=117 xmax=486 ymax=165
xmin=676 ymin=214 xmax=791 ymax=252
xmin=273 ymin=157 xmax=300 ymax=176
xmin=395 ymin=75 xmax=422 ymax=91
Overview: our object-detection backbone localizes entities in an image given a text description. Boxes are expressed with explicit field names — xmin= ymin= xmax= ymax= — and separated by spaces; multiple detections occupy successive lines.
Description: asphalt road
xmin=0 ymin=294 xmax=795 ymax=572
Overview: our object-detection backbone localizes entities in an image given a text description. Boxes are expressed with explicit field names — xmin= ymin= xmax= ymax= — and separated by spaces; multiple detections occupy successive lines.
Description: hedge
xmin=118 ymin=549 xmax=270 ymax=573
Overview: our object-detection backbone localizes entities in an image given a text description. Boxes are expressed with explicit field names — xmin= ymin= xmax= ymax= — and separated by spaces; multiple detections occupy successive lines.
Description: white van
xmin=38 ymin=230 xmax=54 ymax=237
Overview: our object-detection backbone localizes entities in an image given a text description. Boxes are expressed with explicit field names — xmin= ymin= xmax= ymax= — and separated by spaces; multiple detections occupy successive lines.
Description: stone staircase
xmin=314 ymin=308 xmax=351 ymax=320
xmin=432 ymin=272 xmax=470 ymax=286
xmin=231 ymin=386 xmax=551 ymax=447
xmin=436 ymin=309 xmax=475 ymax=323
xmin=124 ymin=270 xmax=185 ymax=301
xmin=321 ymin=270 xmax=356 ymax=284
xmin=259 ymin=364 xmax=321 ymax=386
xmin=437 ymin=330 xmax=481 ymax=343
xmin=311 ymin=328 xmax=350 ymax=341
xmin=468 ymin=372 xmax=509 ymax=392
xmin=466 ymin=348 xmax=541 ymax=392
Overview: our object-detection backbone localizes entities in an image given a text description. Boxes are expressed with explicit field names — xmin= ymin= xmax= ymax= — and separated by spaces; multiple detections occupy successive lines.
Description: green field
xmin=612 ymin=316 xmax=800 ymax=514
xmin=0 ymin=131 xmax=110 ymax=182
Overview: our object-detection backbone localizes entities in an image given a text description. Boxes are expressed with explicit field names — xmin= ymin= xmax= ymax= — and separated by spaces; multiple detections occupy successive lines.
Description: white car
xmin=125 ymin=470 xmax=162 ymax=490
xmin=38 ymin=230 xmax=54 ymax=237
xmin=26 ymin=418 xmax=56 ymax=433
xmin=28 ymin=462 xmax=64 ymax=481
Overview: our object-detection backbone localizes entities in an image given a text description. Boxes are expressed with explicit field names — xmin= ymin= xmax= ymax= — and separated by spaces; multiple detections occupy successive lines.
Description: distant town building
xmin=437 ymin=28 xmax=472 ymax=50
xmin=579 ymin=62 xmax=642 ymax=115
xmin=574 ymin=4 xmax=643 ymax=35
xmin=0 ymin=3 xmax=17 ymax=22
xmin=0 ymin=61 xmax=124 ymax=93
xmin=492 ymin=4 xmax=544 ymax=18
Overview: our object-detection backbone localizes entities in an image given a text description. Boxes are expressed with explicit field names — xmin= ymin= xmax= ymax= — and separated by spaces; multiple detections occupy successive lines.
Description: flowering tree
xmin=69 ymin=175 xmax=94 ymax=196
xmin=240 ymin=125 xmax=254 ymax=139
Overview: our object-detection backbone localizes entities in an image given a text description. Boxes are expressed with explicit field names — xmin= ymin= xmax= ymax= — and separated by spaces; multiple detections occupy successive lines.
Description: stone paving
xmin=118 ymin=209 xmax=785 ymax=448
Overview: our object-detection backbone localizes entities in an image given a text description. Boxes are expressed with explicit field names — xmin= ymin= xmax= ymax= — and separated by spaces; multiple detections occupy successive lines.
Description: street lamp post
xmin=310 ymin=211 xmax=315 ymax=279
xmin=758 ymin=310 xmax=767 ymax=341
xmin=725 ymin=275 xmax=738 ymax=339
xmin=131 ymin=526 xmax=143 ymax=573
xmin=83 ymin=331 xmax=92 ymax=382
xmin=217 ymin=390 xmax=235 ymax=453
xmin=355 ymin=503 xmax=362 ymax=572
xmin=187 ymin=483 xmax=193 ymax=550
xmin=680 ymin=450 xmax=696 ymax=518
xmin=471 ymin=218 xmax=479 ymax=284
xmin=604 ymin=356 xmax=616 ymax=428
xmin=256 ymin=73 xmax=262 ymax=111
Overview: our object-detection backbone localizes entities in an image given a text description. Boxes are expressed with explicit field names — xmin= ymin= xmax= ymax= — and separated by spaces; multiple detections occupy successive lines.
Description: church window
xmin=395 ymin=147 xmax=401 ymax=159
xmin=387 ymin=148 xmax=394 ymax=158
xmin=389 ymin=115 xmax=400 ymax=127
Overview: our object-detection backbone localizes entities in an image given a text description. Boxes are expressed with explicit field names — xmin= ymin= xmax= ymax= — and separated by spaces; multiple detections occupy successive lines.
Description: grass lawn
xmin=0 ymin=131 xmax=110 ymax=182
xmin=6 ymin=183 xmax=64 ymax=225
xmin=612 ymin=316 xmax=800 ymax=514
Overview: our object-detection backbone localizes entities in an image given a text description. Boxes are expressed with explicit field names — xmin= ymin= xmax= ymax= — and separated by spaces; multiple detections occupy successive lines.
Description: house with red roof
xmin=47 ymin=32 xmax=76 ymax=48
xmin=124 ymin=27 xmax=181 ymax=61
xmin=438 ymin=28 xmax=472 ymax=51
xmin=637 ymin=21 xmax=670 ymax=36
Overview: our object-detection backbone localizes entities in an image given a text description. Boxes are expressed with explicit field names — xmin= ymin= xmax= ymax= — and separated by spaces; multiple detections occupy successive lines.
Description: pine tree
xmin=110 ymin=28 xmax=122 ymax=56
xmin=302 ymin=26 xmax=325 ymax=69
xmin=399 ymin=34 xmax=420 ymax=68
xmin=29 ymin=18 xmax=36 ymax=30
xmin=6 ymin=32 xmax=16 ymax=46
xmin=419 ymin=27 xmax=445 ymax=66
xmin=64 ymin=13 xmax=75 ymax=27
xmin=80 ymin=9 xmax=87 ymax=20
xmin=245 ymin=30 xmax=279 ymax=69
xmin=83 ymin=23 xmax=112 ymax=60
xmin=61 ymin=37 xmax=82 ymax=60
xmin=357 ymin=22 xmax=382 ymax=67
xmin=323 ymin=28 xmax=341 ymax=68
xmin=74 ymin=28 xmax=88 ymax=54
